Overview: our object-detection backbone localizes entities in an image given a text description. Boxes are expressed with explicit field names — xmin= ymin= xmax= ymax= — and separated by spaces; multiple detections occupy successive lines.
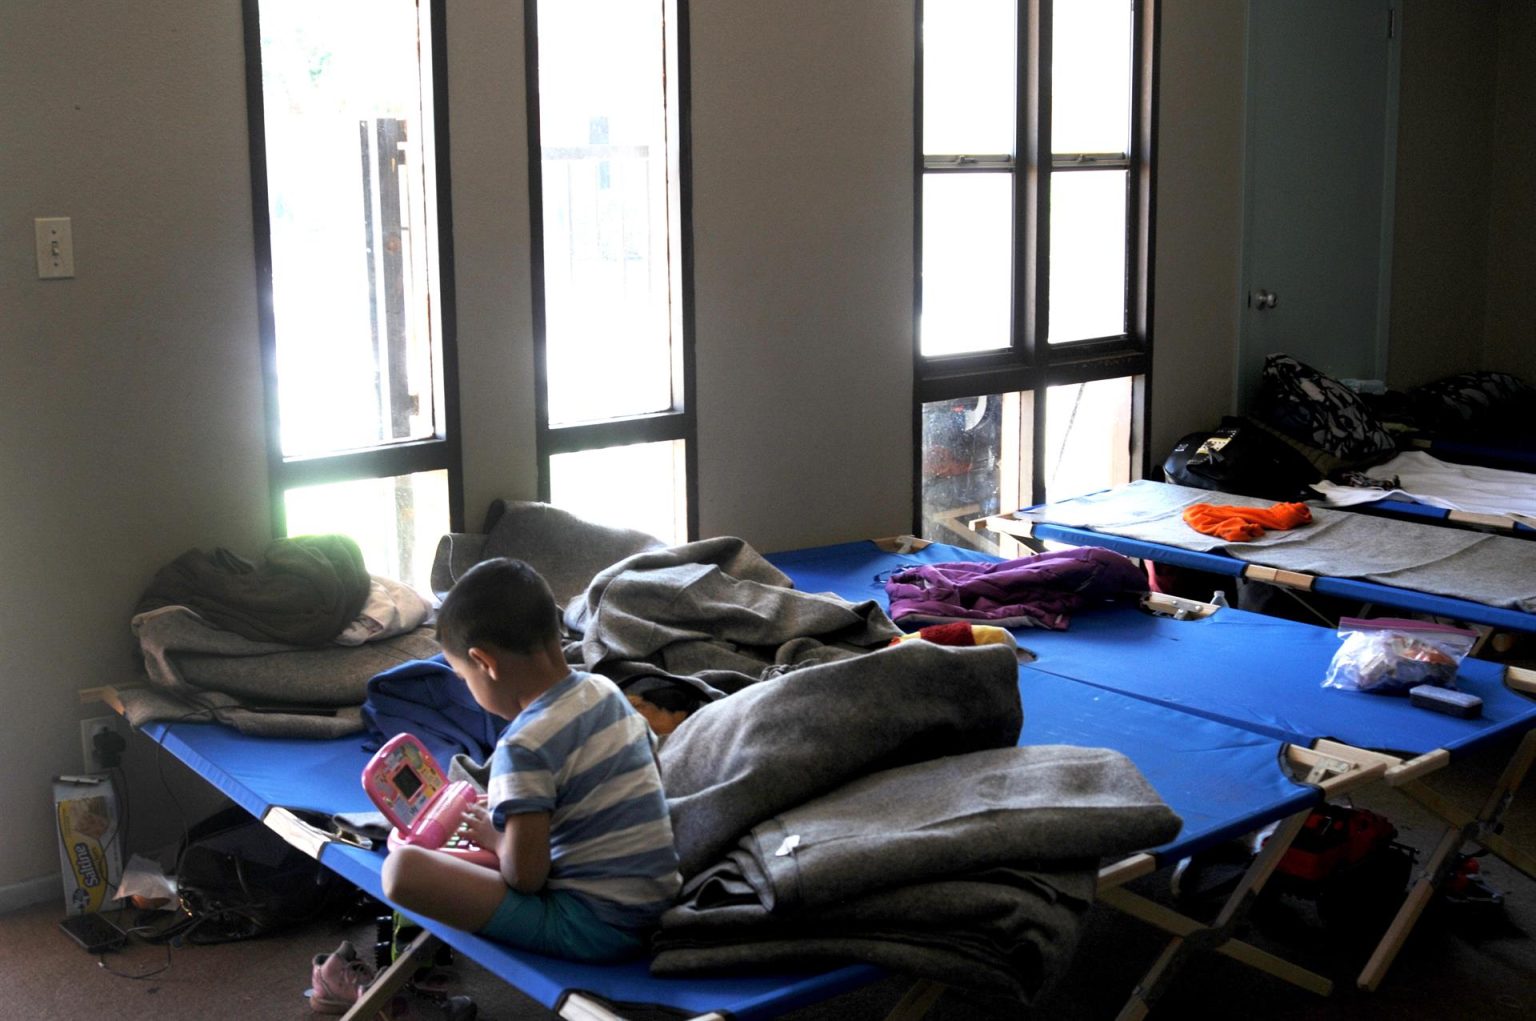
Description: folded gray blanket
xmin=652 ymin=868 xmax=1092 ymax=1005
xmin=125 ymin=605 xmax=441 ymax=736
xmin=653 ymin=745 xmax=1181 ymax=1001
xmin=671 ymin=745 xmax=1181 ymax=917
xmin=660 ymin=641 xmax=1024 ymax=879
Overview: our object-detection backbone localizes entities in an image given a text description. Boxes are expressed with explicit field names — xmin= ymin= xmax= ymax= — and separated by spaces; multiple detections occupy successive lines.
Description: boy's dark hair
xmin=435 ymin=558 xmax=561 ymax=658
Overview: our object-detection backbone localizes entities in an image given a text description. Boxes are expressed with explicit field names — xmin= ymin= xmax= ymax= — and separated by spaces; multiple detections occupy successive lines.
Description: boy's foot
xmin=307 ymin=940 xmax=378 ymax=1014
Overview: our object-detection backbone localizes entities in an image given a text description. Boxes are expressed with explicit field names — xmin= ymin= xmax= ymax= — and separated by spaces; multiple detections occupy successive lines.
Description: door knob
xmin=1250 ymin=289 xmax=1278 ymax=311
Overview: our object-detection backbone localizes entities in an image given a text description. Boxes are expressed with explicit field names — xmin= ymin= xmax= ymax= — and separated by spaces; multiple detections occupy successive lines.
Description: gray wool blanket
xmin=437 ymin=503 xmax=904 ymax=700
xmin=669 ymin=745 xmax=1181 ymax=916
xmin=1024 ymin=479 xmax=1536 ymax=612
xmin=568 ymin=535 xmax=903 ymax=700
xmin=653 ymin=744 xmax=1181 ymax=1001
xmin=652 ymin=869 xmax=1093 ymax=1005
xmin=431 ymin=499 xmax=665 ymax=603
xmin=123 ymin=605 xmax=441 ymax=737
xmin=659 ymin=641 xmax=1026 ymax=879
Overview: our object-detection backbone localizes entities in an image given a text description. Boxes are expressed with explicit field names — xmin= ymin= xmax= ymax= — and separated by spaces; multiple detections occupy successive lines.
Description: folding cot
xmin=978 ymin=480 xmax=1536 ymax=638
xmin=955 ymin=513 xmax=1536 ymax=989
xmin=84 ymin=538 xmax=1395 ymax=1021
xmin=765 ymin=540 xmax=1406 ymax=1011
xmin=1339 ymin=497 xmax=1535 ymax=540
xmin=1305 ymin=449 xmax=1536 ymax=539
xmin=1411 ymin=435 xmax=1536 ymax=475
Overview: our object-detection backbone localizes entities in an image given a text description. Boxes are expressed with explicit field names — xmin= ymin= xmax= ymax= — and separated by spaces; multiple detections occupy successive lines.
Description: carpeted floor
xmin=3 ymin=751 xmax=1533 ymax=1020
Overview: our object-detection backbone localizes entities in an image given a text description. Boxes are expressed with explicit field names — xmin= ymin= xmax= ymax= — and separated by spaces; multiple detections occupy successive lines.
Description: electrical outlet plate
xmin=79 ymin=715 xmax=128 ymax=773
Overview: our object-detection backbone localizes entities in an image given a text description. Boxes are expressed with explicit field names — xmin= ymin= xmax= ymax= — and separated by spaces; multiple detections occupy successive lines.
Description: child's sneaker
xmin=307 ymin=940 xmax=377 ymax=1014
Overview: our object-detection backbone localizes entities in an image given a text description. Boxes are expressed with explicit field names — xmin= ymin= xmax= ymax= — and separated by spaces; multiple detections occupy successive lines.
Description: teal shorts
xmin=478 ymin=887 xmax=645 ymax=962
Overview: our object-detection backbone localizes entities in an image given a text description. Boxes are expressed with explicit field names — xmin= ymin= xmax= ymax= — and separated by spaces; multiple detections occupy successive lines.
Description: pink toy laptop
xmin=361 ymin=733 xmax=497 ymax=868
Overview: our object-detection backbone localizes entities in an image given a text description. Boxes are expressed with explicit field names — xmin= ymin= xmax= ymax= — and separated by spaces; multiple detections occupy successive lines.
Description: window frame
xmin=241 ymin=0 xmax=465 ymax=536
xmin=914 ymin=0 xmax=1157 ymax=518
xmin=523 ymin=0 xmax=699 ymax=541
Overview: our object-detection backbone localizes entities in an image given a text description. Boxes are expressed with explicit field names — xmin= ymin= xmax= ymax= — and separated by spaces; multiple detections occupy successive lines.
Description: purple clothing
xmin=884 ymin=547 xmax=1147 ymax=630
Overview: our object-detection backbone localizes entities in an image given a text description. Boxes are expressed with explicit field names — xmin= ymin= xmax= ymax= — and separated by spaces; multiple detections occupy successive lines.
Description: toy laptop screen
xmin=362 ymin=733 xmax=451 ymax=832
xmin=394 ymin=764 xmax=424 ymax=800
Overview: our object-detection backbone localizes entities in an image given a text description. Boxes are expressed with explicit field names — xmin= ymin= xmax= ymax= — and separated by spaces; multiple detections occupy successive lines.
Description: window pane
xmin=549 ymin=441 xmax=686 ymax=544
xmin=258 ymin=0 xmax=441 ymax=458
xmin=1043 ymin=376 xmax=1134 ymax=502
xmin=921 ymin=173 xmax=1014 ymax=356
xmin=284 ymin=470 xmax=448 ymax=595
xmin=538 ymin=0 xmax=675 ymax=426
xmin=920 ymin=393 xmax=1031 ymax=554
xmin=1048 ymin=170 xmax=1127 ymax=343
xmin=1052 ymin=0 xmax=1133 ymax=155
xmin=922 ymin=0 xmax=1016 ymax=157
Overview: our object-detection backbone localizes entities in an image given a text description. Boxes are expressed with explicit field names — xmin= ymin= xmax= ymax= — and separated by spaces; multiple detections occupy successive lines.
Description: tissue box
xmin=54 ymin=776 xmax=122 ymax=914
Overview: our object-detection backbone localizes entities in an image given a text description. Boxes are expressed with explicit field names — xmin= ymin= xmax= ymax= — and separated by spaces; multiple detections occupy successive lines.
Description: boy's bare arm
xmin=498 ymin=811 xmax=552 ymax=893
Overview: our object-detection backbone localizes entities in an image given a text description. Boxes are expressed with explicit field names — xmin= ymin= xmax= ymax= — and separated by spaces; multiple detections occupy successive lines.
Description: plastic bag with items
xmin=1321 ymin=617 xmax=1477 ymax=694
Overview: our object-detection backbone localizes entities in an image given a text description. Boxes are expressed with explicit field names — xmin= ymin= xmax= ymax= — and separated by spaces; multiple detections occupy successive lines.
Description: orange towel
xmin=1183 ymin=501 xmax=1312 ymax=542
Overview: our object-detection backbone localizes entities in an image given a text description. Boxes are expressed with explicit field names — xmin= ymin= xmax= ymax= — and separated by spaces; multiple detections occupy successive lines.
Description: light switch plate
xmin=35 ymin=216 xmax=75 ymax=279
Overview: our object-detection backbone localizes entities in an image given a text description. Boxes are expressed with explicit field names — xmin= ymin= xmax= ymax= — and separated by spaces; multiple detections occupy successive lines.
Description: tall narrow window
xmin=246 ymin=0 xmax=459 ymax=592
xmin=528 ymin=0 xmax=694 ymax=543
xmin=916 ymin=0 xmax=1154 ymax=552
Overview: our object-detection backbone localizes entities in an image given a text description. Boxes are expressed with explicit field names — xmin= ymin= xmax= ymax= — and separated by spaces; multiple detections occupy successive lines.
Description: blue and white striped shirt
xmin=487 ymin=671 xmax=681 ymax=930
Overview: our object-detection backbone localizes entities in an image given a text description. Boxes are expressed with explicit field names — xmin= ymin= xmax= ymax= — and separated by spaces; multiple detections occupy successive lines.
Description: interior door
xmin=1238 ymin=0 xmax=1399 ymax=406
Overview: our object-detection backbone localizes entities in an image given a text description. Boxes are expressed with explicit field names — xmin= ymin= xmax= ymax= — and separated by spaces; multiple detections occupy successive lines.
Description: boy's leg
xmin=381 ymin=845 xmax=508 ymax=932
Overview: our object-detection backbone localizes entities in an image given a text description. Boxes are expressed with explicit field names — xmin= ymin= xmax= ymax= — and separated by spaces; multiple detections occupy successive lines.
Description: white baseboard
xmin=0 ymin=874 xmax=60 ymax=916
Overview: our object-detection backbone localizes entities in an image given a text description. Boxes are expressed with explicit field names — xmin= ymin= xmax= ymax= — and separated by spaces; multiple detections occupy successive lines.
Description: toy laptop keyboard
xmin=361 ymin=733 xmax=497 ymax=868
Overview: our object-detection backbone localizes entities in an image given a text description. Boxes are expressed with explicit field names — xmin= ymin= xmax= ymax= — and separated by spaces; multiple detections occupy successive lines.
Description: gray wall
xmin=1388 ymin=0 xmax=1534 ymax=387
xmin=1 ymin=0 xmax=273 ymax=906
xmin=0 ymin=0 xmax=1248 ymax=903
xmin=1484 ymin=0 xmax=1536 ymax=380
xmin=1389 ymin=0 xmax=1498 ymax=387
xmin=1149 ymin=1 xmax=1248 ymax=461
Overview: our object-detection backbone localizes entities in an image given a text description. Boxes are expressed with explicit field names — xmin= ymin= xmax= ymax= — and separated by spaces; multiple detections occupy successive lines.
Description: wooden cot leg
xmin=1110 ymin=747 xmax=1385 ymax=1016
xmin=343 ymin=928 xmax=441 ymax=1020
xmin=882 ymin=979 xmax=948 ymax=1021
xmin=1358 ymin=728 xmax=1536 ymax=991
xmin=1356 ymin=825 xmax=1461 ymax=992
xmin=1109 ymin=805 xmax=1332 ymax=1019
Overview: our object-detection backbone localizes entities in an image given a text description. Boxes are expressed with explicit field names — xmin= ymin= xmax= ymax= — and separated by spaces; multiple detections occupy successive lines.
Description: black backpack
xmin=1162 ymin=417 xmax=1321 ymax=502
xmin=170 ymin=806 xmax=345 ymax=943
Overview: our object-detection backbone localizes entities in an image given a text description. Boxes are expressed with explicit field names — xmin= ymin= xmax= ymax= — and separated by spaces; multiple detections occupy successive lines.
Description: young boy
xmin=381 ymin=558 xmax=681 ymax=961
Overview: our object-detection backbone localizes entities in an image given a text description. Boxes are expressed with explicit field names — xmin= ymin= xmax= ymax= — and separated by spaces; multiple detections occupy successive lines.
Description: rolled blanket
xmin=136 ymin=534 xmax=371 ymax=646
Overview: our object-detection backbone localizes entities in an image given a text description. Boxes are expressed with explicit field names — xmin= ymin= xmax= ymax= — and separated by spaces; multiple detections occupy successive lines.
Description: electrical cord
xmin=93 ymin=914 xmax=174 ymax=980
xmin=84 ymin=703 xmax=224 ymax=982
xmin=89 ymin=698 xmax=355 ymax=981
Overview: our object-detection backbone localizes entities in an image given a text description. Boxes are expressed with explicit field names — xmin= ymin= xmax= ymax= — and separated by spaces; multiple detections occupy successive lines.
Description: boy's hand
xmin=461 ymin=800 xmax=498 ymax=853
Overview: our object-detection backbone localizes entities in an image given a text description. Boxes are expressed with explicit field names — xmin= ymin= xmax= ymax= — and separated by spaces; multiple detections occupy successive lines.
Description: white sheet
xmin=1311 ymin=451 xmax=1536 ymax=525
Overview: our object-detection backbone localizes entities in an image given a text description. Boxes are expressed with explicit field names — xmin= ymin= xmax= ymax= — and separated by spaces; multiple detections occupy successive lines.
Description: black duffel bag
xmin=1161 ymin=416 xmax=1321 ymax=502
